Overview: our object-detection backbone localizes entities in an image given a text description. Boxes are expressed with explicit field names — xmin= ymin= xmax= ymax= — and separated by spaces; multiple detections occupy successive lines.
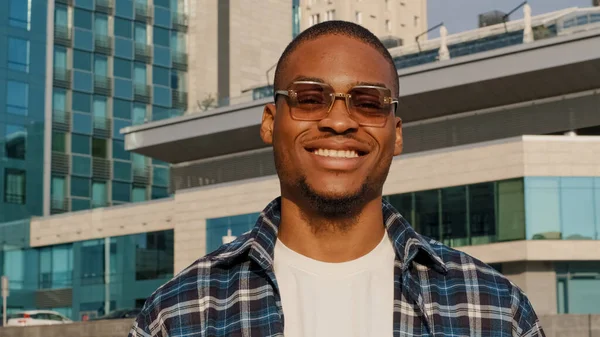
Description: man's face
xmin=262 ymin=35 xmax=402 ymax=213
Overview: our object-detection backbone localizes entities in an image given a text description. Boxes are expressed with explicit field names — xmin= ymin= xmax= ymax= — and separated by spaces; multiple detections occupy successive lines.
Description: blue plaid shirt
xmin=129 ymin=198 xmax=545 ymax=336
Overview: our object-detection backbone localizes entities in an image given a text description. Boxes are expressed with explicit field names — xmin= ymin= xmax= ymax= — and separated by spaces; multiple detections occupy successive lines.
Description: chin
xmin=297 ymin=176 xmax=374 ymax=218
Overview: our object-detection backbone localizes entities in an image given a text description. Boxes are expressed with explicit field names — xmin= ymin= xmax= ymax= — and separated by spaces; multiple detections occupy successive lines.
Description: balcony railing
xmin=172 ymin=13 xmax=188 ymax=31
xmin=94 ymin=75 xmax=112 ymax=95
xmin=93 ymin=116 xmax=112 ymax=138
xmin=133 ymin=166 xmax=150 ymax=184
xmin=135 ymin=3 xmax=151 ymax=22
xmin=172 ymin=52 xmax=188 ymax=71
xmin=51 ymin=152 xmax=70 ymax=175
xmin=54 ymin=24 xmax=72 ymax=46
xmin=171 ymin=90 xmax=188 ymax=110
xmin=52 ymin=110 xmax=71 ymax=131
xmin=51 ymin=197 xmax=70 ymax=215
xmin=134 ymin=42 xmax=152 ymax=62
xmin=53 ymin=68 xmax=71 ymax=88
xmin=92 ymin=157 xmax=111 ymax=180
xmin=94 ymin=34 xmax=113 ymax=55
xmin=134 ymin=84 xmax=151 ymax=103
xmin=95 ymin=0 xmax=114 ymax=13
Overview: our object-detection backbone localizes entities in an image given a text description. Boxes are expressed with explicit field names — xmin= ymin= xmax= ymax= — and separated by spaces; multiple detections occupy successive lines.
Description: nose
xmin=317 ymin=96 xmax=360 ymax=134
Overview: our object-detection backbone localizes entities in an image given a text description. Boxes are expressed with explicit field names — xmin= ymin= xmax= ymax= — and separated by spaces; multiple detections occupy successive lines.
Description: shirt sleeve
xmin=128 ymin=310 xmax=158 ymax=337
xmin=511 ymin=287 xmax=546 ymax=337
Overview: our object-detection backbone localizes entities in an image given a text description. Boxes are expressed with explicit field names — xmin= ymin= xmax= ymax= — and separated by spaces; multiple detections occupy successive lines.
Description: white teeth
xmin=312 ymin=149 xmax=360 ymax=158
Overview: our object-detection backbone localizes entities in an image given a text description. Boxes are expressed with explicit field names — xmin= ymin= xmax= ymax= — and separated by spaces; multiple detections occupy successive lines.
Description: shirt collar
xmin=217 ymin=197 xmax=447 ymax=274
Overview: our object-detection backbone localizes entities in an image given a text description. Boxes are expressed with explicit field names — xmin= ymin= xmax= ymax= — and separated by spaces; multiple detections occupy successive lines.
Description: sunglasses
xmin=275 ymin=81 xmax=398 ymax=127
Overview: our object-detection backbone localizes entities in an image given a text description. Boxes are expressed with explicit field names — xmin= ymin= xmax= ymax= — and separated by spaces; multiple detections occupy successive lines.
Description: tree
xmin=198 ymin=93 xmax=217 ymax=112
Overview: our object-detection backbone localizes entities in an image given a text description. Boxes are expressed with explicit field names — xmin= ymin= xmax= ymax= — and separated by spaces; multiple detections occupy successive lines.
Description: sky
xmin=427 ymin=0 xmax=592 ymax=37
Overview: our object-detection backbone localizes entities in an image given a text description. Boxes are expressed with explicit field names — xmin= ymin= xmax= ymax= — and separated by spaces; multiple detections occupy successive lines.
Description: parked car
xmin=6 ymin=310 xmax=72 ymax=327
xmin=92 ymin=308 xmax=142 ymax=321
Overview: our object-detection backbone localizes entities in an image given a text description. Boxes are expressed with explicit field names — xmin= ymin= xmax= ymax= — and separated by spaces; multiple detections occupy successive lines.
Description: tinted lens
xmin=288 ymin=82 xmax=332 ymax=120
xmin=349 ymin=87 xmax=392 ymax=126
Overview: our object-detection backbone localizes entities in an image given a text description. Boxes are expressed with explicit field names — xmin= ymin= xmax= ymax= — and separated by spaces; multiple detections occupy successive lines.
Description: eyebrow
xmin=288 ymin=76 xmax=389 ymax=90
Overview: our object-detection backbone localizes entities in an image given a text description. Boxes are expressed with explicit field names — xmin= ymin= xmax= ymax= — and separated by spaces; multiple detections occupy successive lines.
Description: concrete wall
xmin=0 ymin=315 xmax=598 ymax=336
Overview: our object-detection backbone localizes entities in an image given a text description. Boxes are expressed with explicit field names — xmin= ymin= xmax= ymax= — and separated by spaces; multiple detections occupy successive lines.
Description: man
xmin=130 ymin=21 xmax=544 ymax=337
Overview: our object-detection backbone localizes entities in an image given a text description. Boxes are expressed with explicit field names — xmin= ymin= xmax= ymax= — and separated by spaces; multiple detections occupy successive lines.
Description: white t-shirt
xmin=273 ymin=234 xmax=396 ymax=337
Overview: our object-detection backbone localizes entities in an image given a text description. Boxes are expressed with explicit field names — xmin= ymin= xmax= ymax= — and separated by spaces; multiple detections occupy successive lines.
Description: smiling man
xmin=129 ymin=21 xmax=544 ymax=337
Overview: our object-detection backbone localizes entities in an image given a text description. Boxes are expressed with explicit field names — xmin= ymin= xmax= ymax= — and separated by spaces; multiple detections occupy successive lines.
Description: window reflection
xmin=135 ymin=231 xmax=174 ymax=280
xmin=5 ymin=125 xmax=27 ymax=160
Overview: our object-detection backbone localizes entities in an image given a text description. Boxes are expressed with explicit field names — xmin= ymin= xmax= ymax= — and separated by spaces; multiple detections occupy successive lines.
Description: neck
xmin=277 ymin=196 xmax=386 ymax=263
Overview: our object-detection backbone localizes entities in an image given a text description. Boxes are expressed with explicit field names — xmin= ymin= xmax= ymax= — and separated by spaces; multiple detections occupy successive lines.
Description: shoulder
xmin=425 ymin=239 xmax=543 ymax=334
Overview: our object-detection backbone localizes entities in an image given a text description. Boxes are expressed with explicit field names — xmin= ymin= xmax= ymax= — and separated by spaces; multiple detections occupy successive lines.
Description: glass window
xmin=94 ymin=13 xmax=108 ymax=35
xmin=153 ymin=46 xmax=171 ymax=67
xmin=71 ymin=134 xmax=91 ymax=155
xmin=114 ymin=78 xmax=133 ymax=100
xmin=152 ymin=106 xmax=170 ymax=121
xmin=112 ymin=140 xmax=130 ymax=160
xmin=151 ymin=186 xmax=169 ymax=200
xmin=3 ymin=249 xmax=25 ymax=290
xmin=114 ymin=37 xmax=133 ymax=59
xmin=134 ymin=63 xmax=147 ymax=84
xmin=39 ymin=245 xmax=73 ymax=289
xmin=132 ymin=153 xmax=146 ymax=171
xmin=134 ymin=23 xmax=147 ymax=43
xmin=154 ymin=0 xmax=169 ymax=8
xmin=171 ymin=71 xmax=186 ymax=91
xmin=132 ymin=186 xmax=147 ymax=202
xmin=441 ymin=186 xmax=468 ymax=247
xmin=71 ymin=177 xmax=91 ymax=197
xmin=4 ymin=169 xmax=26 ymax=204
xmin=51 ymin=176 xmax=66 ymax=209
xmin=92 ymin=182 xmax=107 ymax=208
xmin=92 ymin=138 xmax=107 ymax=158
xmin=115 ymin=18 xmax=133 ymax=38
xmin=114 ymin=58 xmax=132 ymax=79
xmin=134 ymin=230 xmax=174 ymax=280
xmin=75 ymin=28 xmax=95 ymax=51
xmin=113 ymin=161 xmax=132 ymax=181
xmin=115 ymin=0 xmax=134 ymax=18
xmin=73 ymin=92 xmax=91 ymax=113
xmin=54 ymin=46 xmax=67 ymax=69
xmin=73 ymin=71 xmax=93 ymax=92
xmin=388 ymin=193 xmax=413 ymax=224
xmin=560 ymin=177 xmax=596 ymax=240
xmin=52 ymin=131 xmax=66 ymax=153
xmin=81 ymin=239 xmax=104 ymax=284
xmin=74 ymin=50 xmax=92 ymax=71
xmin=94 ymin=54 xmax=108 ymax=76
xmin=113 ymin=119 xmax=131 ymax=139
xmin=8 ymin=38 xmax=30 ymax=72
xmin=469 ymin=182 xmax=496 ymax=245
xmin=6 ymin=81 xmax=29 ymax=116
xmin=9 ymin=0 xmax=31 ymax=29
xmin=525 ymin=177 xmax=561 ymax=240
xmin=72 ymin=198 xmax=91 ymax=211
xmin=53 ymin=88 xmax=67 ymax=113
xmin=74 ymin=8 xmax=93 ymax=29
xmin=497 ymin=179 xmax=525 ymax=242
xmin=132 ymin=103 xmax=147 ymax=125
xmin=555 ymin=262 xmax=600 ymax=314
xmin=54 ymin=4 xmax=68 ymax=27
xmin=113 ymin=99 xmax=132 ymax=119
xmin=73 ymin=112 xmax=93 ymax=135
xmin=153 ymin=86 xmax=171 ymax=107
xmin=112 ymin=181 xmax=131 ymax=202
xmin=170 ymin=31 xmax=186 ymax=52
xmin=152 ymin=166 xmax=168 ymax=186
xmin=414 ymin=190 xmax=439 ymax=239
xmin=72 ymin=155 xmax=92 ymax=177
xmin=93 ymin=96 xmax=107 ymax=119
xmin=153 ymin=27 xmax=170 ymax=47
xmin=153 ymin=66 xmax=169 ymax=86
xmin=5 ymin=124 xmax=27 ymax=160
xmin=206 ymin=214 xmax=259 ymax=253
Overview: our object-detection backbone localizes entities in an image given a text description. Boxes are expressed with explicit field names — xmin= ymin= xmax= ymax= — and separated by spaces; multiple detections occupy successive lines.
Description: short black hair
xmin=274 ymin=20 xmax=399 ymax=97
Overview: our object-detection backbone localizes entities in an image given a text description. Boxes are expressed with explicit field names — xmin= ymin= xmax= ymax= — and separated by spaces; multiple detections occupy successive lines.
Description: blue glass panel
xmin=112 ymin=140 xmax=130 ymax=160
xmin=114 ymin=79 xmax=133 ymax=100
xmin=112 ymin=181 xmax=131 ymax=202
xmin=151 ymin=186 xmax=169 ymax=199
xmin=73 ymin=92 xmax=91 ymax=112
xmin=114 ymin=58 xmax=132 ymax=79
xmin=75 ymin=0 xmax=94 ymax=10
xmin=115 ymin=18 xmax=133 ymax=38
xmin=5 ymin=124 xmax=27 ymax=160
xmin=74 ymin=8 xmax=93 ymax=29
xmin=55 ymin=5 xmax=68 ymax=26
xmin=71 ymin=134 xmax=91 ymax=154
xmin=525 ymin=177 xmax=561 ymax=240
xmin=153 ymin=87 xmax=172 ymax=107
xmin=132 ymin=186 xmax=147 ymax=202
xmin=206 ymin=213 xmax=260 ymax=253
xmin=560 ymin=178 xmax=596 ymax=240
xmin=71 ymin=177 xmax=91 ymax=198
xmin=6 ymin=81 xmax=29 ymax=116
xmin=114 ymin=38 xmax=134 ymax=60
xmin=73 ymin=71 xmax=93 ymax=93
xmin=113 ymin=119 xmax=131 ymax=139
xmin=154 ymin=7 xmax=171 ymax=28
xmin=74 ymin=50 xmax=92 ymax=71
xmin=113 ymin=99 xmax=132 ymax=119
xmin=134 ymin=63 xmax=147 ymax=84
xmin=72 ymin=112 xmax=93 ymax=135
xmin=132 ymin=103 xmax=147 ymax=125
xmin=92 ymin=182 xmax=107 ymax=208
xmin=8 ymin=38 xmax=30 ymax=73
xmin=153 ymin=46 xmax=171 ymax=67
xmin=9 ymin=0 xmax=30 ymax=29
xmin=153 ymin=26 xmax=170 ymax=47
xmin=115 ymin=0 xmax=134 ymax=19
xmin=152 ymin=106 xmax=170 ymax=121
xmin=154 ymin=0 xmax=169 ymax=9
xmin=74 ymin=28 xmax=94 ymax=51
xmin=72 ymin=155 xmax=92 ymax=177
xmin=596 ymin=178 xmax=600 ymax=240
xmin=113 ymin=161 xmax=132 ymax=181
xmin=152 ymin=166 xmax=169 ymax=186
xmin=72 ymin=198 xmax=91 ymax=211
xmin=134 ymin=23 xmax=147 ymax=43
xmin=153 ymin=66 xmax=169 ymax=86
xmin=94 ymin=55 xmax=108 ymax=76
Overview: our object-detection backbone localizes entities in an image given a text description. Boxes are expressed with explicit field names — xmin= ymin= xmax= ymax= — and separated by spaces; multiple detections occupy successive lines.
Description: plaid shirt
xmin=129 ymin=198 xmax=545 ymax=337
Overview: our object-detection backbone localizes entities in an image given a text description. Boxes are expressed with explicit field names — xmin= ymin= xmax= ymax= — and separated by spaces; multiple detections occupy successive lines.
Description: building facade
xmin=0 ymin=0 xmax=187 ymax=320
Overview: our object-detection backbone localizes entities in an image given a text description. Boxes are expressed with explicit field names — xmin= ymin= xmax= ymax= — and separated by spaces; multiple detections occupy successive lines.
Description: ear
xmin=393 ymin=117 xmax=403 ymax=156
xmin=260 ymin=103 xmax=276 ymax=145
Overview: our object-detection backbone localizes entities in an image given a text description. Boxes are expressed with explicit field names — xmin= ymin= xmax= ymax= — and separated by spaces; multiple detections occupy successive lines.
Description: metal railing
xmin=52 ymin=110 xmax=71 ymax=131
xmin=171 ymin=90 xmax=188 ymax=110
xmin=94 ymin=75 xmax=112 ymax=95
xmin=5 ymin=193 xmax=25 ymax=204
xmin=172 ymin=13 xmax=188 ymax=31
xmin=133 ymin=166 xmax=150 ymax=184
xmin=95 ymin=0 xmax=113 ymax=13
xmin=135 ymin=3 xmax=151 ymax=22
xmin=51 ymin=197 xmax=70 ymax=214
xmin=94 ymin=34 xmax=113 ymax=55
xmin=92 ymin=157 xmax=111 ymax=180
xmin=51 ymin=152 xmax=70 ymax=175
xmin=172 ymin=52 xmax=188 ymax=71
xmin=53 ymin=68 xmax=71 ymax=88
xmin=54 ymin=24 xmax=72 ymax=46
xmin=134 ymin=42 xmax=152 ymax=62
xmin=134 ymin=84 xmax=151 ymax=103
xmin=93 ymin=116 xmax=112 ymax=138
